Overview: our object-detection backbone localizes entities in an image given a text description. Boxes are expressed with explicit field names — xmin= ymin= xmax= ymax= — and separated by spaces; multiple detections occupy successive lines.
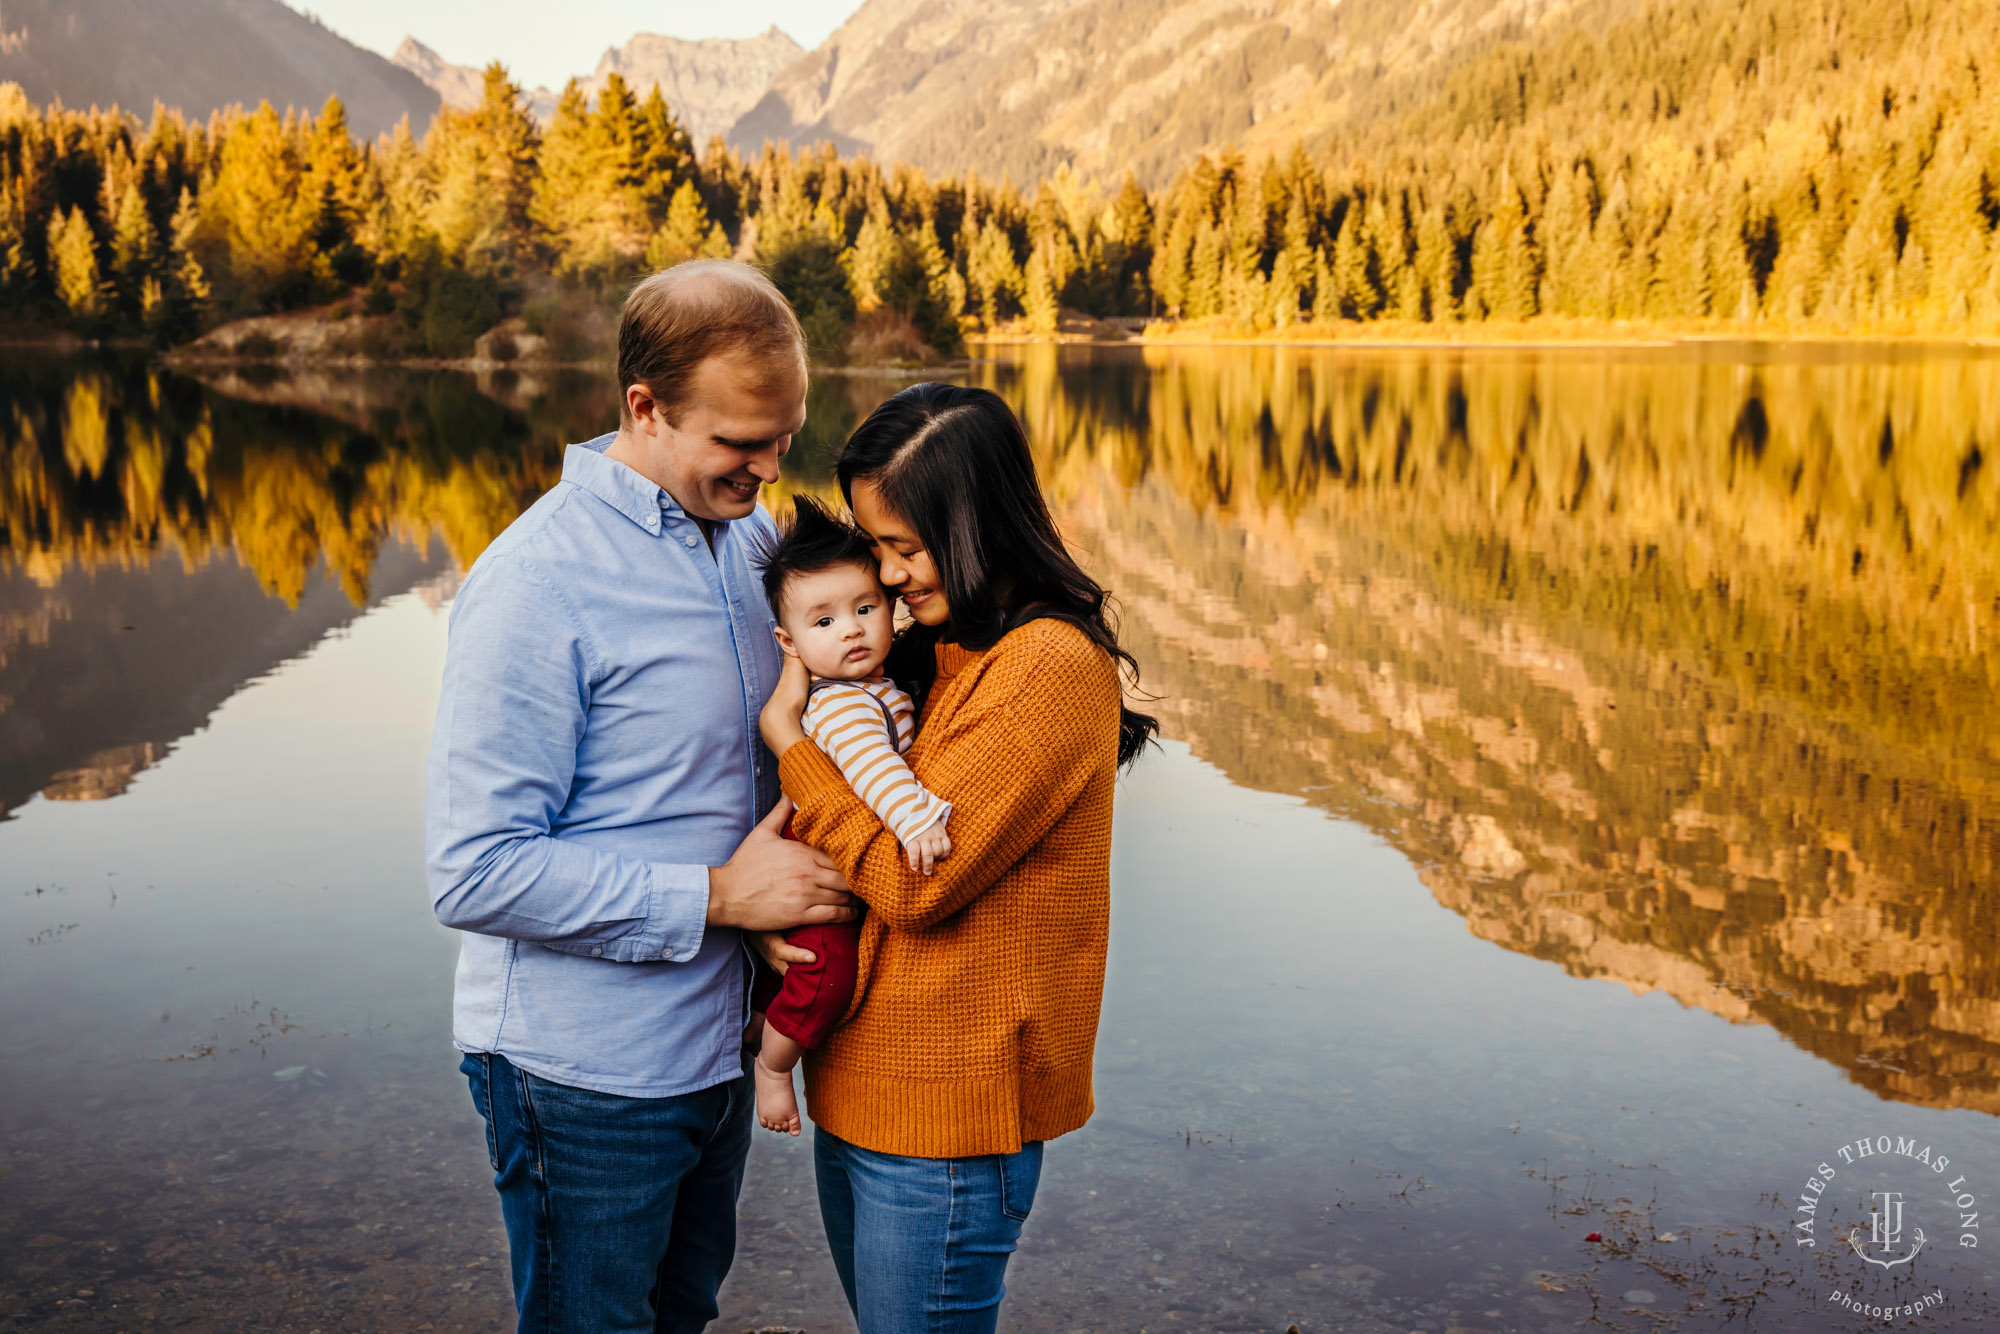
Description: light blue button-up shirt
xmin=425 ymin=434 xmax=782 ymax=1097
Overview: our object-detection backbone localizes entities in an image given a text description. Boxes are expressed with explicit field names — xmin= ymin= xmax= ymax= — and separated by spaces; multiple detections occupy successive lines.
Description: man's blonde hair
xmin=617 ymin=260 xmax=805 ymax=425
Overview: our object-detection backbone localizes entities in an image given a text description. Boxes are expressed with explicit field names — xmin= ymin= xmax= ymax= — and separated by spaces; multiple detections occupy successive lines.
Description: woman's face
xmin=850 ymin=479 xmax=950 ymax=627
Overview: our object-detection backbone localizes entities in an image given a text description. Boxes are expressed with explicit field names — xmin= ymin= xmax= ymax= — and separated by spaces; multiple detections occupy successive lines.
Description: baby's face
xmin=775 ymin=561 xmax=895 ymax=680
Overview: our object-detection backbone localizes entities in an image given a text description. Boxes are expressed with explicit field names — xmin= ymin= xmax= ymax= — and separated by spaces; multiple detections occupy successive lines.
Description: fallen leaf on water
xmin=1585 ymin=1232 xmax=1603 ymax=1242
xmin=273 ymin=1066 xmax=307 ymax=1081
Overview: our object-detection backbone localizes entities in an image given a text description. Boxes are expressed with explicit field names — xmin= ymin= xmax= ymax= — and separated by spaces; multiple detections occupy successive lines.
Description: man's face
xmin=633 ymin=353 xmax=806 ymax=522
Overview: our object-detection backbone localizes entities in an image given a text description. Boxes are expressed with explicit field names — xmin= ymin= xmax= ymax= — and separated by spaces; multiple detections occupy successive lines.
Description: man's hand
xmin=903 ymin=819 xmax=953 ymax=876
xmin=708 ymin=797 xmax=856 ymax=930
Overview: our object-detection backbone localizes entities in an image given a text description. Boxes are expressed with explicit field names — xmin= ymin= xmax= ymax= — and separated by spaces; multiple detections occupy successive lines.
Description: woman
xmin=756 ymin=382 xmax=1156 ymax=1333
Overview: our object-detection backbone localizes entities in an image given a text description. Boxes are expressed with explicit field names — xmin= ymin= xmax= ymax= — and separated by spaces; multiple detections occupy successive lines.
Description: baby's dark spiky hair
xmin=761 ymin=496 xmax=877 ymax=620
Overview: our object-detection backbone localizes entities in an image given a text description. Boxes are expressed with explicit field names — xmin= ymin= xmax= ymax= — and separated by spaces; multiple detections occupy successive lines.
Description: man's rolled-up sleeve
xmin=425 ymin=553 xmax=709 ymax=963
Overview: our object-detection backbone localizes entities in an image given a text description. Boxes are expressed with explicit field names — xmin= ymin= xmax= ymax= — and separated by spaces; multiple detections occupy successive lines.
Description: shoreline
xmin=11 ymin=324 xmax=1999 ymax=371
xmin=972 ymin=313 xmax=2000 ymax=351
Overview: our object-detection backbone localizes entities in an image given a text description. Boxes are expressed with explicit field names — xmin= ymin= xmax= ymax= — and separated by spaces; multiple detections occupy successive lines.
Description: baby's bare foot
xmin=754 ymin=1055 xmax=801 ymax=1136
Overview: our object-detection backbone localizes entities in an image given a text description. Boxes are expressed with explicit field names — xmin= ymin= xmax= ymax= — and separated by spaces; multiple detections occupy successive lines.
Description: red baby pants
xmin=749 ymin=815 xmax=860 ymax=1048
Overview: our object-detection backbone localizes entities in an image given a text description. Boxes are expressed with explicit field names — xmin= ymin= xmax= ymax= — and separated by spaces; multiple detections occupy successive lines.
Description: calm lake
xmin=3 ymin=343 xmax=1997 ymax=1333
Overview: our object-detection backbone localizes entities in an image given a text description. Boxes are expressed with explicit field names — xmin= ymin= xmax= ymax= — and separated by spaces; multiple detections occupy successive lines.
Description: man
xmin=425 ymin=260 xmax=854 ymax=1333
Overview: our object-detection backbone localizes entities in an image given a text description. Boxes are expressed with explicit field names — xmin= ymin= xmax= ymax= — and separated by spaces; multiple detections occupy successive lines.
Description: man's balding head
xmin=617 ymin=260 xmax=806 ymax=427
xmin=606 ymin=260 xmax=808 ymax=524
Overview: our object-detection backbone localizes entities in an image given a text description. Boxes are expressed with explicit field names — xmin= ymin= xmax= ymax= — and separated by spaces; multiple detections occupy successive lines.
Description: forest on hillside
xmin=2 ymin=0 xmax=1998 ymax=357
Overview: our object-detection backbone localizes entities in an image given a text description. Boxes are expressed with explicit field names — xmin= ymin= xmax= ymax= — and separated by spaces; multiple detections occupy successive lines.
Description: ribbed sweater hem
xmin=803 ymin=1058 xmax=1095 ymax=1159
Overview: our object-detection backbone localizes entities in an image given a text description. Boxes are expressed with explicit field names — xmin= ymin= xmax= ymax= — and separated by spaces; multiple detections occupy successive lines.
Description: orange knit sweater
xmin=779 ymin=617 xmax=1120 ymax=1158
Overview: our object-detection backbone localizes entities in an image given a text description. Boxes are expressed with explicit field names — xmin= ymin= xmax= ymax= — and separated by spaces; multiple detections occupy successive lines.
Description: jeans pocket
xmin=996 ymin=1141 xmax=1043 ymax=1222
xmin=461 ymin=1052 xmax=500 ymax=1172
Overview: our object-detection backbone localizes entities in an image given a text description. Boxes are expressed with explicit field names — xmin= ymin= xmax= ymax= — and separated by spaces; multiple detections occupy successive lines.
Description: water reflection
xmin=1006 ymin=345 xmax=2000 ymax=1119
xmin=4 ymin=348 xmax=1996 ymax=1129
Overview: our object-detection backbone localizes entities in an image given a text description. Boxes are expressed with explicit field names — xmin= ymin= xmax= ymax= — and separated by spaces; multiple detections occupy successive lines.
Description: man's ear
xmin=625 ymin=382 xmax=658 ymax=428
xmin=772 ymin=625 xmax=799 ymax=658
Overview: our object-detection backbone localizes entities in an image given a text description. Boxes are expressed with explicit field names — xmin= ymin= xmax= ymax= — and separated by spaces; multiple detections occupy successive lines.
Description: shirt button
xmin=683 ymin=534 xmax=699 ymax=548
xmin=660 ymin=949 xmax=674 ymax=961
xmin=591 ymin=947 xmax=603 ymax=957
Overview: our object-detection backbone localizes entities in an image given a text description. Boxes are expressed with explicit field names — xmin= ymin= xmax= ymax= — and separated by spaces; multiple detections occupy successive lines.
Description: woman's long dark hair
xmin=836 ymin=382 xmax=1159 ymax=769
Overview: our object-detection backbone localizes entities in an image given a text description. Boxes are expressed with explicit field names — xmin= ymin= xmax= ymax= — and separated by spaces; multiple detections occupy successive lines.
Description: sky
xmin=299 ymin=1 xmax=865 ymax=92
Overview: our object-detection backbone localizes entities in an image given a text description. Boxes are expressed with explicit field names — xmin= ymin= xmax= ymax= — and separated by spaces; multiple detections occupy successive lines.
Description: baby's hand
xmin=903 ymin=820 xmax=953 ymax=876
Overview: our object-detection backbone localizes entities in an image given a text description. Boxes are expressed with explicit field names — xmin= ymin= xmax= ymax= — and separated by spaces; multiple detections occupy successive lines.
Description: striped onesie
xmin=801 ymin=676 xmax=951 ymax=846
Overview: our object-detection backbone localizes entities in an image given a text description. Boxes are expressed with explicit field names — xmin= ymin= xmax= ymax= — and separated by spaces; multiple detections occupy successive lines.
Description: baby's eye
xmin=858 ymin=603 xmax=877 ymax=615
xmin=814 ymin=617 xmax=834 ymax=629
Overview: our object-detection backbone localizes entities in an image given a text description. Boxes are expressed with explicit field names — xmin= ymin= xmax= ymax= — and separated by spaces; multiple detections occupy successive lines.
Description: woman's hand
xmin=750 ymin=929 xmax=817 ymax=977
xmin=759 ymin=650 xmax=811 ymax=757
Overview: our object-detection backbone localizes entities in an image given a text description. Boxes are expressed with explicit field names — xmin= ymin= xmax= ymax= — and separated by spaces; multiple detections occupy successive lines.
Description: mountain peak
xmin=396 ymin=26 xmax=803 ymax=142
xmin=390 ymin=35 xmax=487 ymax=112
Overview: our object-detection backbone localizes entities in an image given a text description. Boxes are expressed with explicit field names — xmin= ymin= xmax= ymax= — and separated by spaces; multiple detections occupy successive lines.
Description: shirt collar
xmin=562 ymin=434 xmax=688 ymax=535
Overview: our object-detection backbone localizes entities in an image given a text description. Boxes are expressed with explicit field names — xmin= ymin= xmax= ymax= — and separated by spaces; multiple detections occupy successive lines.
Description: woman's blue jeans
xmin=461 ymin=1051 xmax=753 ymax=1334
xmin=813 ymin=1126 xmax=1044 ymax=1334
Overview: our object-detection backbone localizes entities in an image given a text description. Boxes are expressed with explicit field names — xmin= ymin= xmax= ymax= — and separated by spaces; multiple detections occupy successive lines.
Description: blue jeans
xmin=461 ymin=1051 xmax=753 ymax=1334
xmin=813 ymin=1126 xmax=1044 ymax=1334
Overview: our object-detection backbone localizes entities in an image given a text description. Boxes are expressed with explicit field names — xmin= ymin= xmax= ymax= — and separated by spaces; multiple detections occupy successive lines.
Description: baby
xmin=750 ymin=496 xmax=953 ymax=1135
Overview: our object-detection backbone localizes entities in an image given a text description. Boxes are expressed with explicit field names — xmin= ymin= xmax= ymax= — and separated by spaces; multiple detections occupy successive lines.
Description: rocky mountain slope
xmin=396 ymin=26 xmax=802 ymax=145
xmin=389 ymin=37 xmax=491 ymax=119
xmin=730 ymin=0 xmax=1604 ymax=183
xmin=0 ymin=0 xmax=438 ymax=138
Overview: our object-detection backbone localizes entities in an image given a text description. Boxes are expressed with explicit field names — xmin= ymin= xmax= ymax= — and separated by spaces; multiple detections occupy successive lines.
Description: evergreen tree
xmin=645 ymin=179 xmax=730 ymax=270
xmin=1186 ymin=216 xmax=1223 ymax=319
xmin=1591 ymin=178 xmax=1645 ymax=318
xmin=1765 ymin=218 xmax=1826 ymax=322
xmin=49 ymin=206 xmax=107 ymax=323
xmin=1654 ymin=195 xmax=1713 ymax=319
xmin=1221 ymin=167 xmax=1271 ymax=325
xmin=154 ymin=186 xmax=209 ymax=338
xmin=911 ymin=219 xmax=968 ymax=351
xmin=1311 ymin=245 xmax=1339 ymax=323
xmin=1105 ymin=173 xmax=1155 ymax=312
xmin=846 ymin=201 xmax=902 ymax=315
xmin=1369 ymin=194 xmax=1420 ymax=321
xmin=1471 ymin=180 xmax=1538 ymax=320
xmin=755 ymin=190 xmax=855 ymax=361
xmin=1151 ymin=209 xmax=1195 ymax=317
xmin=108 ymin=179 xmax=157 ymax=317
xmin=1914 ymin=133 xmax=1987 ymax=322
xmin=966 ymin=218 xmax=1024 ymax=326
xmin=1413 ymin=206 xmax=1457 ymax=321
xmin=1268 ymin=193 xmax=1313 ymax=327
xmin=1331 ymin=204 xmax=1378 ymax=319
xmin=1825 ymin=178 xmax=1899 ymax=323
xmin=304 ymin=97 xmax=369 ymax=285
xmin=635 ymin=85 xmax=693 ymax=214
xmin=1022 ymin=245 xmax=1060 ymax=333
xmin=532 ymin=81 xmax=619 ymax=277
xmin=1709 ymin=184 xmax=1758 ymax=323
xmin=1539 ymin=167 xmax=1594 ymax=316
xmin=200 ymin=102 xmax=328 ymax=311
xmin=428 ymin=64 xmax=542 ymax=274
xmin=0 ymin=181 xmax=30 ymax=301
